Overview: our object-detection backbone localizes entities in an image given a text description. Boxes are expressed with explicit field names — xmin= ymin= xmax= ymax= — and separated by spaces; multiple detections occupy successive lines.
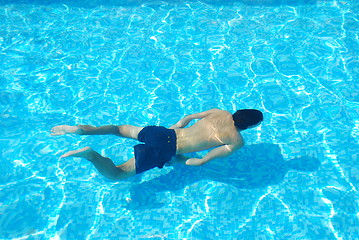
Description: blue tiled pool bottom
xmin=0 ymin=0 xmax=359 ymax=239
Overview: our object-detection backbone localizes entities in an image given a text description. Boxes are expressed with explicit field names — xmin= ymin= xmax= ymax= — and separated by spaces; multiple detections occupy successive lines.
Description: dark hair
xmin=232 ymin=109 xmax=263 ymax=130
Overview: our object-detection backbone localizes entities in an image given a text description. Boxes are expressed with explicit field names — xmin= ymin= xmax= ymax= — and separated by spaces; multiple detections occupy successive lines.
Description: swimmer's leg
xmin=51 ymin=125 xmax=143 ymax=140
xmin=61 ymin=147 xmax=136 ymax=180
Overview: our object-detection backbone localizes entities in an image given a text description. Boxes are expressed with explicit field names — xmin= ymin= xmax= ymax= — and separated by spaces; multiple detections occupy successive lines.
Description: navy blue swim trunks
xmin=134 ymin=126 xmax=177 ymax=174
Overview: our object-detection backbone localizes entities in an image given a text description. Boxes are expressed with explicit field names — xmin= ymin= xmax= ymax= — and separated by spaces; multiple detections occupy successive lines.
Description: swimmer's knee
xmin=116 ymin=158 xmax=136 ymax=173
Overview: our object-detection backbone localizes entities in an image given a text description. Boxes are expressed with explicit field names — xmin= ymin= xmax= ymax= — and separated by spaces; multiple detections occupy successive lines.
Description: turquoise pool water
xmin=1 ymin=0 xmax=359 ymax=239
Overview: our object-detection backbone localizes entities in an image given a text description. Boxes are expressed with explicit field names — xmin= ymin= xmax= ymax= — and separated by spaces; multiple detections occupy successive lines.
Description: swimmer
xmin=51 ymin=108 xmax=263 ymax=180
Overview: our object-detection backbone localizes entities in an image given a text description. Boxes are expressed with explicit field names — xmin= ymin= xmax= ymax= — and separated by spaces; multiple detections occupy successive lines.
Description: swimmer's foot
xmin=61 ymin=147 xmax=94 ymax=160
xmin=51 ymin=125 xmax=83 ymax=136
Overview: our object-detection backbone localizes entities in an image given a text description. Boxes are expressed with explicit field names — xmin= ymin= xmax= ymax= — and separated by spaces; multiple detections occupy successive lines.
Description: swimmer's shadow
xmin=126 ymin=143 xmax=320 ymax=209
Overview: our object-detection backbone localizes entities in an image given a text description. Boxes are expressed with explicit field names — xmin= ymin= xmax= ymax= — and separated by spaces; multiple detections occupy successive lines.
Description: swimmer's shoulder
xmin=205 ymin=108 xmax=232 ymax=118
xmin=227 ymin=125 xmax=244 ymax=148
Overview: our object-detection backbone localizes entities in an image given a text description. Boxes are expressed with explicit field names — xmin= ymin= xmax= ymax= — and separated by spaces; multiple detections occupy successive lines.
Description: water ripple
xmin=0 ymin=1 xmax=358 ymax=239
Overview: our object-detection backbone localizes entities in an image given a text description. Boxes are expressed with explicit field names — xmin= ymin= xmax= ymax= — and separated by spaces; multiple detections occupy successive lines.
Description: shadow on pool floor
xmin=126 ymin=143 xmax=321 ymax=209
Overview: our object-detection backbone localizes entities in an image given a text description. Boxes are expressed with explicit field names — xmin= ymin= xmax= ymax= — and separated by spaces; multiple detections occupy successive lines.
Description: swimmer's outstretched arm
xmin=166 ymin=154 xmax=190 ymax=166
xmin=186 ymin=144 xmax=242 ymax=166
xmin=169 ymin=109 xmax=214 ymax=129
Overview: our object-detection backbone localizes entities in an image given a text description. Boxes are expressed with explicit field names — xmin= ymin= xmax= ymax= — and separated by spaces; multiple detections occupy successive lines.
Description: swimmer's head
xmin=232 ymin=109 xmax=263 ymax=130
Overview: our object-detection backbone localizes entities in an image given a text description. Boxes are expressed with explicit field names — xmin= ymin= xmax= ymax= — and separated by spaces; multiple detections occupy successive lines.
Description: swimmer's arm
xmin=186 ymin=144 xmax=242 ymax=166
xmin=169 ymin=109 xmax=214 ymax=129
xmin=165 ymin=154 xmax=190 ymax=166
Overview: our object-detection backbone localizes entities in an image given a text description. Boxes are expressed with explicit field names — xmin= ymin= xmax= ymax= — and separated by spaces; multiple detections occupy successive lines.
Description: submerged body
xmin=51 ymin=108 xmax=261 ymax=180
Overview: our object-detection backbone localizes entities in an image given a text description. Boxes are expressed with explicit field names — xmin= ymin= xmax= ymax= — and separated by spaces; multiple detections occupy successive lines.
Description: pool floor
xmin=0 ymin=0 xmax=359 ymax=239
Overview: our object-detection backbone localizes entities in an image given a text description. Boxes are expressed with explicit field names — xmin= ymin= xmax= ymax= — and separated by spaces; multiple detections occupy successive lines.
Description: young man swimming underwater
xmin=51 ymin=108 xmax=263 ymax=180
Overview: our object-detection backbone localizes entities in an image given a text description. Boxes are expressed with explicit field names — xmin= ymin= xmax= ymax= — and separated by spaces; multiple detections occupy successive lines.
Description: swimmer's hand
xmin=185 ymin=158 xmax=204 ymax=166
xmin=50 ymin=125 xmax=83 ymax=136
xmin=170 ymin=112 xmax=209 ymax=129
xmin=169 ymin=117 xmax=190 ymax=129
xmin=165 ymin=155 xmax=189 ymax=166
xmin=165 ymin=156 xmax=205 ymax=166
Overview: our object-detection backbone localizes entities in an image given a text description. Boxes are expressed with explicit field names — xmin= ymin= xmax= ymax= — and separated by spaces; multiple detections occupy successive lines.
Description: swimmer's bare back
xmin=169 ymin=108 xmax=244 ymax=166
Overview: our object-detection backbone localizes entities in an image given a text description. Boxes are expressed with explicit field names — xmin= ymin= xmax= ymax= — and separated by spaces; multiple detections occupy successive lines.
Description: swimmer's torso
xmin=174 ymin=109 xmax=243 ymax=154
